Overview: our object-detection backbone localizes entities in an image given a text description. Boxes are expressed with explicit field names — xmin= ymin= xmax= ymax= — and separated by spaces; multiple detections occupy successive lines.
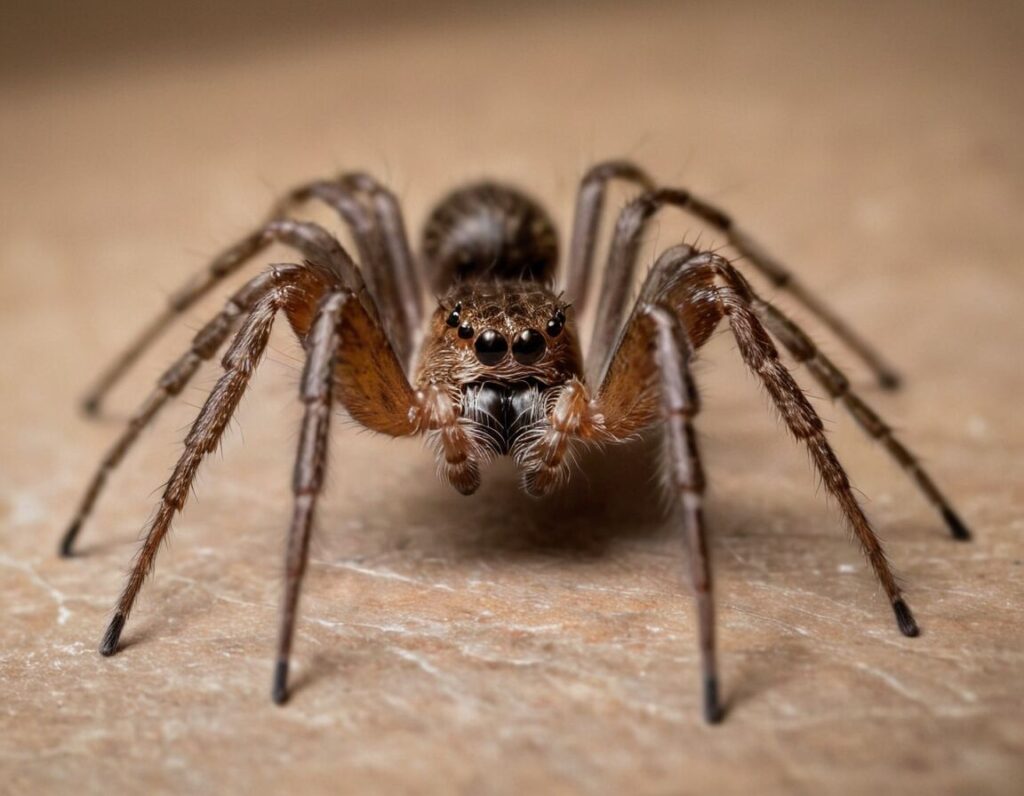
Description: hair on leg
xmin=643 ymin=305 xmax=722 ymax=724
xmin=99 ymin=276 xmax=312 ymax=656
xmin=80 ymin=191 xmax=386 ymax=415
xmin=61 ymin=264 xmax=327 ymax=557
xmin=565 ymin=160 xmax=654 ymax=315
xmin=751 ymin=293 xmax=971 ymax=541
xmin=703 ymin=257 xmax=919 ymax=636
xmin=586 ymin=185 xmax=902 ymax=389
xmin=272 ymin=291 xmax=347 ymax=704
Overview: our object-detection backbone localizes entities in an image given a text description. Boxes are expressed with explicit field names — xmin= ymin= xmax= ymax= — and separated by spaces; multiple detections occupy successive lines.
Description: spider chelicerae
xmin=61 ymin=160 xmax=971 ymax=723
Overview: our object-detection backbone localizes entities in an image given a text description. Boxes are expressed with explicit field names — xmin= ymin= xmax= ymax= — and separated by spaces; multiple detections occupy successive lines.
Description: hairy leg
xmin=61 ymin=264 xmax=328 ymax=557
xmin=98 ymin=274 xmax=313 ymax=656
xmin=519 ymin=296 xmax=722 ymax=722
xmin=273 ymin=291 xmax=348 ymax=704
xmin=644 ymin=305 xmax=721 ymax=724
xmin=695 ymin=254 xmax=919 ymax=635
xmin=594 ymin=244 xmax=921 ymax=634
xmin=565 ymin=160 xmax=655 ymax=315
xmin=337 ymin=173 xmax=423 ymax=359
xmin=80 ymin=173 xmax=417 ymax=414
xmin=586 ymin=186 xmax=902 ymax=389
xmin=285 ymin=174 xmax=422 ymax=366
xmin=749 ymin=288 xmax=972 ymax=541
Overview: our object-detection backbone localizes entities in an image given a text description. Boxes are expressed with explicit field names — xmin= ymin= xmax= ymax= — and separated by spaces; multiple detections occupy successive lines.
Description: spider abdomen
xmin=421 ymin=182 xmax=559 ymax=292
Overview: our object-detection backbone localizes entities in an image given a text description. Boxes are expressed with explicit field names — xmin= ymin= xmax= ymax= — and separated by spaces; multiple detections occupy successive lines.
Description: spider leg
xmin=518 ymin=303 xmax=721 ymax=722
xmin=81 ymin=216 xmax=370 ymax=415
xmin=273 ymin=290 xmax=347 ymax=704
xmin=98 ymin=266 xmax=329 ymax=656
xmin=270 ymin=279 xmax=433 ymax=702
xmin=586 ymin=184 xmax=903 ymax=390
xmin=596 ymin=244 xmax=920 ymax=636
xmin=337 ymin=173 xmax=423 ymax=357
xmin=741 ymin=280 xmax=971 ymax=541
xmin=81 ymin=169 xmax=421 ymax=415
xmin=691 ymin=251 xmax=919 ymax=636
xmin=644 ymin=304 xmax=721 ymax=724
xmin=60 ymin=264 xmax=329 ymax=557
xmin=286 ymin=174 xmax=422 ymax=367
xmin=565 ymin=160 xmax=655 ymax=314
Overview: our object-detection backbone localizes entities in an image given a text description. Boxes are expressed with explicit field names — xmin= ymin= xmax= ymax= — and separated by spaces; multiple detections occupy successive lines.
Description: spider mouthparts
xmin=272 ymin=660 xmax=290 ymax=705
xmin=892 ymin=599 xmax=920 ymax=637
xmin=703 ymin=675 xmax=723 ymax=725
xmin=942 ymin=507 xmax=973 ymax=542
xmin=100 ymin=612 xmax=126 ymax=656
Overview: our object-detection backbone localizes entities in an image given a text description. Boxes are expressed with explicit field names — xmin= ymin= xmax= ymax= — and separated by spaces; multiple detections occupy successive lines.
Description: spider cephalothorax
xmin=419 ymin=284 xmax=581 ymax=389
xmin=62 ymin=160 xmax=971 ymax=723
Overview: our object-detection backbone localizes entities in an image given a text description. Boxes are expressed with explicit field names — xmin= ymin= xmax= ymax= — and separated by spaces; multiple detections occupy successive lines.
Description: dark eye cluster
xmin=447 ymin=304 xmax=567 ymax=366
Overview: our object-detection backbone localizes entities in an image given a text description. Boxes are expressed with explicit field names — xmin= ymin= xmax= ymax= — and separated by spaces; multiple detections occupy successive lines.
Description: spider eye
xmin=474 ymin=329 xmax=509 ymax=366
xmin=446 ymin=302 xmax=462 ymax=328
xmin=457 ymin=321 xmax=474 ymax=339
xmin=512 ymin=329 xmax=546 ymax=365
xmin=546 ymin=309 xmax=566 ymax=338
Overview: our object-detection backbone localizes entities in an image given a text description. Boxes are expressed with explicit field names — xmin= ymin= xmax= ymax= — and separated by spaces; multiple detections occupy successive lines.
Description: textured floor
xmin=1 ymin=1 xmax=1022 ymax=793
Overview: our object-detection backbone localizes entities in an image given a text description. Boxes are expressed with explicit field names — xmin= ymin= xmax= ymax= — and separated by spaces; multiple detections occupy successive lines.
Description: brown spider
xmin=61 ymin=161 xmax=971 ymax=724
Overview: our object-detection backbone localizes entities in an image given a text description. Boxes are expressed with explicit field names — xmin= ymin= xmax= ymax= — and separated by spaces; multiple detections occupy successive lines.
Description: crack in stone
xmin=0 ymin=554 xmax=72 ymax=625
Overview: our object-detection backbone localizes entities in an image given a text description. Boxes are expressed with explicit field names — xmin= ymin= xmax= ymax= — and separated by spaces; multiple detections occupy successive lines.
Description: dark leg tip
xmin=58 ymin=522 xmax=80 ymax=558
xmin=892 ymin=598 xmax=920 ymax=638
xmin=272 ymin=660 xmax=289 ymax=705
xmin=878 ymin=371 xmax=902 ymax=391
xmin=81 ymin=395 xmax=102 ymax=417
xmin=99 ymin=613 xmax=126 ymax=656
xmin=703 ymin=675 xmax=724 ymax=725
xmin=942 ymin=507 xmax=972 ymax=542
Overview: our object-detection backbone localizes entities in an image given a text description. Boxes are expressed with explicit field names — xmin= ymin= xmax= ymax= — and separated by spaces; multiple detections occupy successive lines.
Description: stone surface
xmin=1 ymin=1 xmax=1022 ymax=793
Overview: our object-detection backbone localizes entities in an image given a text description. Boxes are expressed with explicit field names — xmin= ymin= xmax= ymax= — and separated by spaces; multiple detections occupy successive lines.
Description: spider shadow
xmin=397 ymin=431 xmax=749 ymax=566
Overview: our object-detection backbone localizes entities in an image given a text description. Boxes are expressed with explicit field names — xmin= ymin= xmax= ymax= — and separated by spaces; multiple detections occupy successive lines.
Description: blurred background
xmin=1 ymin=1 xmax=1022 ymax=794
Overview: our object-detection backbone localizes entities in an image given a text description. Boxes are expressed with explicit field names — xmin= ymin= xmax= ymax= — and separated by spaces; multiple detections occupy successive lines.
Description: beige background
xmin=1 ymin=1 xmax=1022 ymax=794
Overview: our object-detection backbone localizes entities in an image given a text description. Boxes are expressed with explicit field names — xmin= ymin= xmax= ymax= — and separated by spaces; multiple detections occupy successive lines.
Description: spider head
xmin=418 ymin=282 xmax=582 ymax=388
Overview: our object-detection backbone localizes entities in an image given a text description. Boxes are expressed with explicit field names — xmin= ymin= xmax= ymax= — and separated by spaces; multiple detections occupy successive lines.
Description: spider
xmin=60 ymin=160 xmax=971 ymax=724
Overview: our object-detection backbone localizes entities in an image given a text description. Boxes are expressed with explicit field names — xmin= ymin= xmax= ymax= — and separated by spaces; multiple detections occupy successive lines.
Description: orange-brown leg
xmin=585 ymin=182 xmax=902 ymax=389
xmin=61 ymin=264 xmax=326 ymax=557
xmin=565 ymin=160 xmax=655 ymax=314
xmin=272 ymin=288 xmax=458 ymax=701
xmin=644 ymin=304 xmax=721 ymax=723
xmin=750 ymin=288 xmax=971 ymax=541
xmin=690 ymin=253 xmax=920 ymax=636
xmin=99 ymin=269 xmax=321 ymax=656
xmin=520 ymin=295 xmax=720 ymax=721
xmin=79 ymin=177 xmax=408 ymax=415
xmin=273 ymin=291 xmax=348 ymax=704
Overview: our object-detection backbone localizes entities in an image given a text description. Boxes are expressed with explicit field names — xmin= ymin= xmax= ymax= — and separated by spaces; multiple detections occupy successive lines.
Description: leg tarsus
xmin=81 ymin=395 xmax=102 ymax=417
xmin=272 ymin=660 xmax=290 ymax=705
xmin=751 ymin=287 xmax=969 ymax=543
xmin=942 ymin=507 xmax=972 ymax=542
xmin=99 ymin=612 xmax=126 ymax=656
xmin=892 ymin=598 xmax=920 ymax=637
xmin=879 ymin=370 xmax=902 ymax=391
xmin=58 ymin=520 xmax=81 ymax=558
xmin=702 ymin=262 xmax=913 ymax=629
xmin=98 ymin=286 xmax=291 ymax=658
xmin=273 ymin=292 xmax=349 ymax=707
xmin=703 ymin=674 xmax=724 ymax=724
